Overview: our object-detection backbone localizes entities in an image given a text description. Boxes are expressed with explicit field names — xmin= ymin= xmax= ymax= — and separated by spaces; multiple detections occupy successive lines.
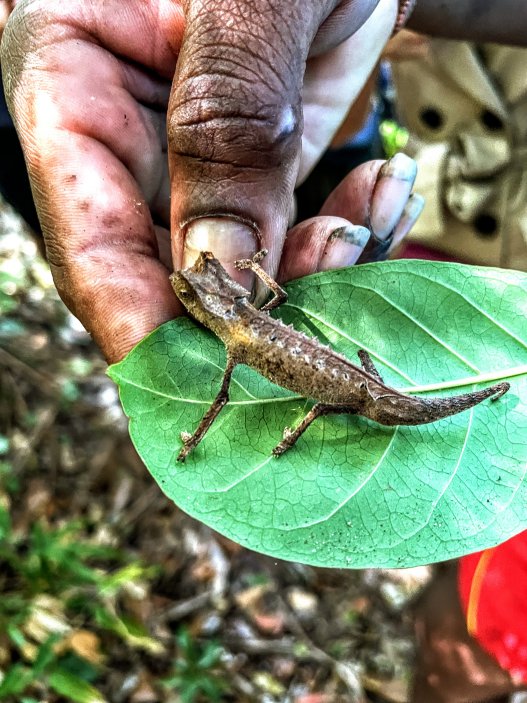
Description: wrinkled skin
xmin=2 ymin=0 xmax=402 ymax=361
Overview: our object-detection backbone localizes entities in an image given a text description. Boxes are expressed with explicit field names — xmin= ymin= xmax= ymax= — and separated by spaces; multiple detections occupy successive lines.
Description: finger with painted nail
xmin=389 ymin=192 xmax=425 ymax=253
xmin=360 ymin=152 xmax=417 ymax=262
xmin=319 ymin=225 xmax=371 ymax=271
xmin=314 ymin=154 xmax=421 ymax=264
xmin=369 ymin=153 xmax=417 ymax=239
xmin=279 ymin=155 xmax=420 ymax=281
xmin=278 ymin=217 xmax=371 ymax=281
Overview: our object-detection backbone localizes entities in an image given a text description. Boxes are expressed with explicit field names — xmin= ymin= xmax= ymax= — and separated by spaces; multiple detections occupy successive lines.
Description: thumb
xmin=168 ymin=0 xmax=376 ymax=288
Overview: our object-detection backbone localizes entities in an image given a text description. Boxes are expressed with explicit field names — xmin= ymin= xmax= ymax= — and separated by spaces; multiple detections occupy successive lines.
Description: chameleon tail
xmin=367 ymin=381 xmax=510 ymax=427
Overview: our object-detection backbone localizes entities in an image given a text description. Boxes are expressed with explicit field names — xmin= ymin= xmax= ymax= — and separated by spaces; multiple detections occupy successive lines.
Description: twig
xmin=115 ymin=483 xmax=161 ymax=527
xmin=154 ymin=591 xmax=212 ymax=624
xmin=0 ymin=345 xmax=61 ymax=396
xmin=11 ymin=403 xmax=59 ymax=473
xmin=0 ymin=344 xmax=96 ymax=413
xmin=205 ymin=531 xmax=230 ymax=604
xmin=223 ymin=635 xmax=329 ymax=662
xmin=278 ymin=594 xmax=365 ymax=702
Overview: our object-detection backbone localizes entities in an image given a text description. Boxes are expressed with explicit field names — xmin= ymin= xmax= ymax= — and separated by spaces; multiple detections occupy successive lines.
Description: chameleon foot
xmin=272 ymin=440 xmax=289 ymax=457
xmin=177 ymin=431 xmax=193 ymax=462
xmin=177 ymin=447 xmax=188 ymax=462
xmin=252 ymin=249 xmax=268 ymax=264
xmin=490 ymin=382 xmax=510 ymax=401
xmin=271 ymin=427 xmax=296 ymax=456
xmin=234 ymin=249 xmax=268 ymax=271
xmin=357 ymin=350 xmax=384 ymax=383
xmin=234 ymin=251 xmax=287 ymax=312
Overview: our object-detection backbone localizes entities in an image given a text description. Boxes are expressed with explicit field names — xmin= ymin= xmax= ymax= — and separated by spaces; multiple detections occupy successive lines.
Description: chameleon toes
xmin=235 ymin=250 xmax=268 ymax=271
xmin=272 ymin=442 xmax=288 ymax=457
xmin=252 ymin=249 xmax=268 ymax=263
xmin=180 ymin=431 xmax=192 ymax=444
xmin=490 ymin=382 xmax=510 ymax=401
xmin=234 ymin=258 xmax=251 ymax=271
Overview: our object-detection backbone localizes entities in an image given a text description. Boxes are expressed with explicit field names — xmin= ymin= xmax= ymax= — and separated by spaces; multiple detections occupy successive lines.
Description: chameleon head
xmin=170 ymin=252 xmax=250 ymax=330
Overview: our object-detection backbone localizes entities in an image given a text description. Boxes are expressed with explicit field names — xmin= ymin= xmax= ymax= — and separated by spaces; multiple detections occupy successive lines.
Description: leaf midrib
xmin=113 ymin=364 xmax=527 ymax=405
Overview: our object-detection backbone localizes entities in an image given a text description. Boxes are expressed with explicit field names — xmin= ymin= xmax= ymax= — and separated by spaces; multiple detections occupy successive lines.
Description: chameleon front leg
xmin=177 ymin=354 xmax=237 ymax=462
xmin=273 ymin=402 xmax=360 ymax=457
xmin=234 ymin=250 xmax=288 ymax=312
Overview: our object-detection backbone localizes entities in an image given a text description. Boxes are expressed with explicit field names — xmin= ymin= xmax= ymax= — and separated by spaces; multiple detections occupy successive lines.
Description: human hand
xmin=2 ymin=0 xmax=407 ymax=363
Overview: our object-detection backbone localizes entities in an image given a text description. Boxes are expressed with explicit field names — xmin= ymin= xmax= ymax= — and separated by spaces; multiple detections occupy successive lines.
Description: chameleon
xmin=170 ymin=250 xmax=510 ymax=461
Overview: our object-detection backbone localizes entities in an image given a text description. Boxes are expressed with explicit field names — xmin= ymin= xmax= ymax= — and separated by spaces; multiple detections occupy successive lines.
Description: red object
xmin=458 ymin=533 xmax=527 ymax=684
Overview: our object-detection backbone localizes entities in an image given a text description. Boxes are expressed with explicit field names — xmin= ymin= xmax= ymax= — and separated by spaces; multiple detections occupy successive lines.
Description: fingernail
xmin=370 ymin=153 xmax=417 ymax=240
xmin=183 ymin=217 xmax=258 ymax=289
xmin=319 ymin=225 xmax=371 ymax=271
xmin=391 ymin=193 xmax=425 ymax=250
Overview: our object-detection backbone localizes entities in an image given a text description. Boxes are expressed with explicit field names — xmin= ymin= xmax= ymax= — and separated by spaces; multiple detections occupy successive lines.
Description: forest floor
xmin=0 ymin=197 xmax=431 ymax=703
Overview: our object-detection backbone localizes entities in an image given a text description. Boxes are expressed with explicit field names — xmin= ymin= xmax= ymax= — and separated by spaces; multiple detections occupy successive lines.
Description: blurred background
xmin=0 ymin=188 xmax=426 ymax=703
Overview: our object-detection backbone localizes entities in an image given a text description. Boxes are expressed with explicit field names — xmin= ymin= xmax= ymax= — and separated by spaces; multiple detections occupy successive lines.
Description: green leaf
xmin=99 ymin=563 xmax=157 ymax=597
xmin=48 ymin=670 xmax=107 ymax=703
xmin=57 ymin=652 xmax=100 ymax=683
xmin=33 ymin=635 xmax=61 ymax=675
xmin=94 ymin=610 xmax=163 ymax=654
xmin=108 ymin=261 xmax=527 ymax=568
xmin=0 ymin=664 xmax=34 ymax=697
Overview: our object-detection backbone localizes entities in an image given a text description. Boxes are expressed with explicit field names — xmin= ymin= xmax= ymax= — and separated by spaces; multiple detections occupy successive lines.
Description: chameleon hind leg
xmin=358 ymin=350 xmax=384 ymax=383
xmin=273 ymin=402 xmax=360 ymax=457
xmin=234 ymin=250 xmax=288 ymax=312
xmin=177 ymin=355 xmax=237 ymax=462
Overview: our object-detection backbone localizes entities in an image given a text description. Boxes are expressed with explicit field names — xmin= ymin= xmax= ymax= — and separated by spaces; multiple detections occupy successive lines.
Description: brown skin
xmin=411 ymin=565 xmax=523 ymax=703
xmin=409 ymin=0 xmax=527 ymax=45
xmin=1 ymin=0 xmax=390 ymax=363
xmin=4 ymin=0 xmax=527 ymax=364
xmin=171 ymin=251 xmax=509 ymax=460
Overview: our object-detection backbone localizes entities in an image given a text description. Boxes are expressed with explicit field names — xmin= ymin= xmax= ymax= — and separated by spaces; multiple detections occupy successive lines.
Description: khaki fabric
xmin=391 ymin=41 xmax=527 ymax=271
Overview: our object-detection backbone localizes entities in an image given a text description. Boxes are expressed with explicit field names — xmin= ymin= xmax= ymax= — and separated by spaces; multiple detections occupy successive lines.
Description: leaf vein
xmin=408 ymin=272 xmax=527 ymax=353
xmin=282 ymin=303 xmax=418 ymax=385
xmin=116 ymin=377 xmax=300 ymax=406
xmin=343 ymin=282 xmax=480 ymax=373
xmin=280 ymin=428 xmax=399 ymax=530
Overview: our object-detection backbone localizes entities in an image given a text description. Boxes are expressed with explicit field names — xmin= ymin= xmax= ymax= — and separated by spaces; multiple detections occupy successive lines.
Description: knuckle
xmin=168 ymin=75 xmax=301 ymax=171
xmin=168 ymin=0 xmax=307 ymax=173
